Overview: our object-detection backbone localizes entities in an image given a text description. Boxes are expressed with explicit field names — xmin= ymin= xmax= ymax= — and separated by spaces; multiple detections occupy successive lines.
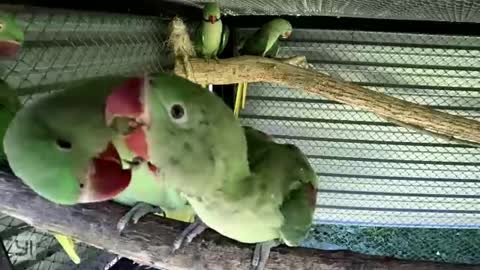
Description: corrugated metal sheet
xmin=236 ymin=28 xmax=480 ymax=228
xmin=173 ymin=0 xmax=480 ymax=23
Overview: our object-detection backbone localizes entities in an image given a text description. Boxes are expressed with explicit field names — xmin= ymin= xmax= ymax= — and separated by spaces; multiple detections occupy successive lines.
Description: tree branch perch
xmin=0 ymin=174 xmax=477 ymax=270
xmin=173 ymin=56 xmax=480 ymax=146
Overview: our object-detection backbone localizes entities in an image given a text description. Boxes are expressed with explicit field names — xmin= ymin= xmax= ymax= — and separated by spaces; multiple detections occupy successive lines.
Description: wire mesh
xmin=1 ymin=7 xmax=173 ymax=104
xmin=174 ymin=0 xmax=480 ymax=23
xmin=235 ymin=27 xmax=480 ymax=264
xmin=1 ymin=5 xmax=480 ymax=269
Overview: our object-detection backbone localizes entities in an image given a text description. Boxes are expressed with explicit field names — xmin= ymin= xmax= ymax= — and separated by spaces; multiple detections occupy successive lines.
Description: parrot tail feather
xmin=234 ymin=83 xmax=244 ymax=117
xmin=53 ymin=233 xmax=81 ymax=264
xmin=241 ymin=82 xmax=248 ymax=109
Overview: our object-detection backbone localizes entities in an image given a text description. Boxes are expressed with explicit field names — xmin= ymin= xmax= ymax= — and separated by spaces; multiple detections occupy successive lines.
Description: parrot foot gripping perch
xmin=117 ymin=202 xmax=165 ymax=233
xmin=171 ymin=216 xmax=208 ymax=253
xmin=252 ymin=240 xmax=280 ymax=270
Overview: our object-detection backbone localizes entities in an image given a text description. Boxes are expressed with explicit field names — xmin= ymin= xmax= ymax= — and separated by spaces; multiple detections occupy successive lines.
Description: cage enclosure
xmin=0 ymin=1 xmax=479 ymax=270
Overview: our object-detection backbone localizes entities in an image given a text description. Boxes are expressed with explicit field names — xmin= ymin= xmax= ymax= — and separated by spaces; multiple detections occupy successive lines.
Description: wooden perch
xmin=0 ymin=174 xmax=477 ymax=270
xmin=173 ymin=56 xmax=480 ymax=146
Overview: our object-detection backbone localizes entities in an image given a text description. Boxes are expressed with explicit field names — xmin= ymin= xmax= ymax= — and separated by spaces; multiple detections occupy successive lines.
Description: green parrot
xmin=3 ymin=77 xmax=134 ymax=205
xmin=0 ymin=11 xmax=24 ymax=159
xmin=4 ymin=76 xmax=195 ymax=263
xmin=194 ymin=2 xmax=230 ymax=91
xmin=105 ymin=73 xmax=317 ymax=270
xmin=234 ymin=18 xmax=292 ymax=116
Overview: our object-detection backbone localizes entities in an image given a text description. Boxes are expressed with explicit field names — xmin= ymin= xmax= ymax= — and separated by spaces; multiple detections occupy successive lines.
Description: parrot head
xmin=4 ymin=80 xmax=133 ymax=205
xmin=270 ymin=18 xmax=292 ymax=39
xmin=0 ymin=11 xmax=24 ymax=59
xmin=105 ymin=73 xmax=248 ymax=194
xmin=202 ymin=2 xmax=221 ymax=24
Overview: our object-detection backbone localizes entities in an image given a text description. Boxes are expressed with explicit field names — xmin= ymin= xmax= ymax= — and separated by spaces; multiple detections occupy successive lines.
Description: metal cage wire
xmin=172 ymin=0 xmax=480 ymax=23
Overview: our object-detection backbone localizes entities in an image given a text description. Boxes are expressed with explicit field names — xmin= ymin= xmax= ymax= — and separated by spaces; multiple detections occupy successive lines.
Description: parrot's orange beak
xmin=0 ymin=40 xmax=21 ymax=59
xmin=79 ymin=143 xmax=131 ymax=203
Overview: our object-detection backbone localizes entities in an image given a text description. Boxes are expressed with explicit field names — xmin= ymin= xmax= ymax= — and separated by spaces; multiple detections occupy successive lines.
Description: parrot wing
xmin=239 ymin=28 xmax=270 ymax=56
xmin=218 ymin=24 xmax=230 ymax=55
xmin=244 ymin=126 xmax=317 ymax=246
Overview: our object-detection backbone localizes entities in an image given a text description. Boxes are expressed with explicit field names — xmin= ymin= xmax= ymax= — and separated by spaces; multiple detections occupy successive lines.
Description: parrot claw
xmin=117 ymin=202 xmax=165 ymax=233
xmin=251 ymin=240 xmax=279 ymax=270
xmin=171 ymin=216 xmax=207 ymax=254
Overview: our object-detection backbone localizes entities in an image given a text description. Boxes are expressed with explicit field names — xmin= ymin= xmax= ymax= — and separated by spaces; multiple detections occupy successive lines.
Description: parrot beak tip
xmin=208 ymin=15 xmax=217 ymax=24
xmin=105 ymin=76 xmax=149 ymax=128
xmin=0 ymin=40 xmax=21 ymax=59
xmin=80 ymin=143 xmax=132 ymax=203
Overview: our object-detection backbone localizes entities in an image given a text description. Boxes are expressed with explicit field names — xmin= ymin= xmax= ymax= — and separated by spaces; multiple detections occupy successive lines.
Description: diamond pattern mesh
xmin=175 ymin=0 xmax=480 ymax=23
xmin=236 ymin=28 xmax=480 ymax=229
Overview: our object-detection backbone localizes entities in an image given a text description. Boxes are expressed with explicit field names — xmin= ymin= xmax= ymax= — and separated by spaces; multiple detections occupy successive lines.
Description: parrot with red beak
xmin=193 ymin=2 xmax=230 ymax=91
xmin=3 ymin=77 xmax=133 ymax=205
xmin=105 ymin=73 xmax=317 ymax=270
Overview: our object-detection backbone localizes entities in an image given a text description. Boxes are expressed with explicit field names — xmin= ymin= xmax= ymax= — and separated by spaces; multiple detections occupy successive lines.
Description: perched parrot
xmin=0 ymin=11 xmax=24 ymax=159
xmin=234 ymin=18 xmax=292 ymax=116
xmin=3 ymin=76 xmax=194 ymax=264
xmin=105 ymin=73 xmax=317 ymax=270
xmin=194 ymin=2 xmax=230 ymax=91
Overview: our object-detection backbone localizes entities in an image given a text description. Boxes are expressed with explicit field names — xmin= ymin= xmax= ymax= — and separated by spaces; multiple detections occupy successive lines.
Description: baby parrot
xmin=194 ymin=2 xmax=230 ymax=91
xmin=234 ymin=18 xmax=292 ymax=116
xmin=105 ymin=73 xmax=317 ymax=270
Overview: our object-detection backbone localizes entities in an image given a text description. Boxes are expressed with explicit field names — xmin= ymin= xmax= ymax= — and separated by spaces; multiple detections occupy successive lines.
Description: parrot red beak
xmin=0 ymin=40 xmax=21 ymax=59
xmin=105 ymin=75 xmax=157 ymax=173
xmin=105 ymin=76 xmax=149 ymax=127
xmin=208 ymin=15 xmax=217 ymax=24
xmin=79 ymin=143 xmax=131 ymax=203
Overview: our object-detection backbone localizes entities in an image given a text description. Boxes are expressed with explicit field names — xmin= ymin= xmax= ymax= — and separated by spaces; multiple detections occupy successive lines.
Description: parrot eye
xmin=170 ymin=104 xmax=185 ymax=120
xmin=79 ymin=183 xmax=84 ymax=188
xmin=56 ymin=139 xmax=72 ymax=151
xmin=0 ymin=22 xmax=4 ymax=32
